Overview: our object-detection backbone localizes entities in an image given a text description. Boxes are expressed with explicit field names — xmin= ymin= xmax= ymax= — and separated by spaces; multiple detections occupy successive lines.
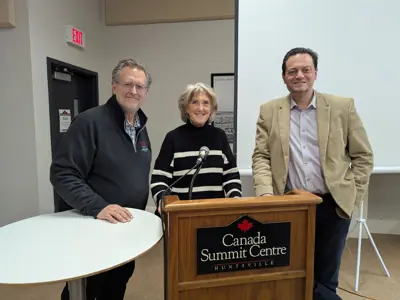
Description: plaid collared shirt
xmin=124 ymin=114 xmax=141 ymax=151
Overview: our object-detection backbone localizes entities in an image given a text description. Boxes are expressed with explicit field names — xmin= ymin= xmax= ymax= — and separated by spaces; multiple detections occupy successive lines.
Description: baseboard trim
xmin=348 ymin=218 xmax=400 ymax=238
xmin=367 ymin=218 xmax=400 ymax=235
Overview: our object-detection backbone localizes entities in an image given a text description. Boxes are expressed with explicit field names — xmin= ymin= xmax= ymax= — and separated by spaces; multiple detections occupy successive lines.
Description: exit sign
xmin=65 ymin=25 xmax=85 ymax=49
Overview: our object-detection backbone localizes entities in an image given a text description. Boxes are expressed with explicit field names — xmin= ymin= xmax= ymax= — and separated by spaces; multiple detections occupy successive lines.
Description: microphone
xmin=196 ymin=146 xmax=210 ymax=164
xmin=156 ymin=146 xmax=210 ymax=215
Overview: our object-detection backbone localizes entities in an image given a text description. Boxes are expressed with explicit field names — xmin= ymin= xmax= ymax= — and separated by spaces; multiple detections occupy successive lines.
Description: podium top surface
xmin=164 ymin=191 xmax=322 ymax=212
xmin=0 ymin=208 xmax=163 ymax=285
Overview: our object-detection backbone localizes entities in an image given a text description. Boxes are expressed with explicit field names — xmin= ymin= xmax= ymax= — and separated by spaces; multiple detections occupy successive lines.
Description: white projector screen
xmin=235 ymin=0 xmax=400 ymax=175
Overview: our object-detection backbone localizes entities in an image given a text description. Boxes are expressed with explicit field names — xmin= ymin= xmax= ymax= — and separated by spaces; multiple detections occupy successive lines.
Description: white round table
xmin=0 ymin=208 xmax=163 ymax=300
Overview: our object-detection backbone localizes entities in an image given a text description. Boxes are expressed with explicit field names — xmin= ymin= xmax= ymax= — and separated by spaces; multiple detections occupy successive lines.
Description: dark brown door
xmin=47 ymin=58 xmax=99 ymax=212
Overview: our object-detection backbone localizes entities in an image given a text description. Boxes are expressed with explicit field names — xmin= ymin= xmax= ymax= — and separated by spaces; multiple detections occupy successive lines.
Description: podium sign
xmin=163 ymin=192 xmax=321 ymax=300
xmin=196 ymin=215 xmax=291 ymax=275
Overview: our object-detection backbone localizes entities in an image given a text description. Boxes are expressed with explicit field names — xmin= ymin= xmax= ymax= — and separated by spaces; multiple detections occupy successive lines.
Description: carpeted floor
xmin=1 ymin=234 xmax=398 ymax=299
xmin=337 ymin=234 xmax=399 ymax=300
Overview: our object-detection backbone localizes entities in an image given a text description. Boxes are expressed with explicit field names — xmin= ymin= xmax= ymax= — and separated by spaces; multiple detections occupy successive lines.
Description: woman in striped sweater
xmin=151 ymin=82 xmax=242 ymax=212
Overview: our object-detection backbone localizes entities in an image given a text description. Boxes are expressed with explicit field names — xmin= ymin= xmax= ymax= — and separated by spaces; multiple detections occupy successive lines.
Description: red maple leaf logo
xmin=238 ymin=219 xmax=253 ymax=232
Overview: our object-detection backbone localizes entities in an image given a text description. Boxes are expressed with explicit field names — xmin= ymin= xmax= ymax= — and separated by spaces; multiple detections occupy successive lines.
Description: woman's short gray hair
xmin=178 ymin=82 xmax=218 ymax=123
xmin=111 ymin=58 xmax=152 ymax=89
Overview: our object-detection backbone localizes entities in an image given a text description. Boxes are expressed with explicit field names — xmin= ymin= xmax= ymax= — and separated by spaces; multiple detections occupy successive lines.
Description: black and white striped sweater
xmin=151 ymin=122 xmax=242 ymax=204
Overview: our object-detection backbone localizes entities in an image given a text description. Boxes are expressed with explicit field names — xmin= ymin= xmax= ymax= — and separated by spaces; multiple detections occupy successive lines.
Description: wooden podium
xmin=162 ymin=190 xmax=322 ymax=300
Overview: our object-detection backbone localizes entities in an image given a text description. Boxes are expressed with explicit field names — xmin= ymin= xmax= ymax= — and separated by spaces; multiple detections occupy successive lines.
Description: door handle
xmin=74 ymin=99 xmax=79 ymax=117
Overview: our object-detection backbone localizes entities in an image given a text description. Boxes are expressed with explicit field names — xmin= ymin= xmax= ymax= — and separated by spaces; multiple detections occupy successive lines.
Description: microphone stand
xmin=158 ymin=159 xmax=201 ymax=300
xmin=158 ymin=160 xmax=201 ymax=218
xmin=188 ymin=160 xmax=204 ymax=200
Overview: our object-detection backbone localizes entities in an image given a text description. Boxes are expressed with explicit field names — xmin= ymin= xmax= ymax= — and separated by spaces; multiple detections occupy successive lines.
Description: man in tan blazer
xmin=252 ymin=47 xmax=373 ymax=300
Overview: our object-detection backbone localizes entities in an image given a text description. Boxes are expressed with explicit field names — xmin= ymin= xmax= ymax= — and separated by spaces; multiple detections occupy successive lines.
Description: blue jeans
xmin=313 ymin=193 xmax=351 ymax=300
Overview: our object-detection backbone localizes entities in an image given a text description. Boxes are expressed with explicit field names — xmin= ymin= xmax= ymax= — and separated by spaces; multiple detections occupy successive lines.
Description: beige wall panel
xmin=105 ymin=0 xmax=234 ymax=25
xmin=0 ymin=0 xmax=15 ymax=27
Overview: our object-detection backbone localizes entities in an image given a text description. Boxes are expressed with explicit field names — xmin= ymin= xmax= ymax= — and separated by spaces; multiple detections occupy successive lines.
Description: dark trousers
xmin=313 ymin=194 xmax=351 ymax=300
xmin=61 ymin=261 xmax=135 ymax=300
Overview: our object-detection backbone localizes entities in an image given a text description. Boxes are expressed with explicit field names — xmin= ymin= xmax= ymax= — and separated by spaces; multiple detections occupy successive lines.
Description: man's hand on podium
xmin=96 ymin=204 xmax=133 ymax=224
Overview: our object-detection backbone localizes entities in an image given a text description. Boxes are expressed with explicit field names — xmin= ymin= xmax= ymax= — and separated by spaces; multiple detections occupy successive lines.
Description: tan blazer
xmin=252 ymin=92 xmax=374 ymax=217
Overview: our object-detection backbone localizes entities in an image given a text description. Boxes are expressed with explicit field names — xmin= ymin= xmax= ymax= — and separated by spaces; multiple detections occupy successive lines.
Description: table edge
xmin=0 ymin=235 xmax=163 ymax=286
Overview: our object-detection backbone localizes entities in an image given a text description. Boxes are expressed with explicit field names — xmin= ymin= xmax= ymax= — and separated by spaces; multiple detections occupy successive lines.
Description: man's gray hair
xmin=111 ymin=58 xmax=152 ymax=89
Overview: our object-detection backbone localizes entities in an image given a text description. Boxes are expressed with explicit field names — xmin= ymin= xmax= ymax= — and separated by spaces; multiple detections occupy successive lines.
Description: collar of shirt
xmin=290 ymin=92 xmax=316 ymax=110
xmin=124 ymin=114 xmax=141 ymax=129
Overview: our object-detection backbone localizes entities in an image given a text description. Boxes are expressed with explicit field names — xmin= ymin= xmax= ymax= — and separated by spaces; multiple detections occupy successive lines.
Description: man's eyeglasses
xmin=117 ymin=81 xmax=147 ymax=93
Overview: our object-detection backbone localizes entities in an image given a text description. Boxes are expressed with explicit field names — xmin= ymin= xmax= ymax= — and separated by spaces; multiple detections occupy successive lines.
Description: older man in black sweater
xmin=50 ymin=58 xmax=152 ymax=300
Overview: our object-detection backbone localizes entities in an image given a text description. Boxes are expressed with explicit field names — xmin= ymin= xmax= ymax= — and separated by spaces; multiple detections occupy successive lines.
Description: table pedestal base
xmin=68 ymin=278 xmax=86 ymax=300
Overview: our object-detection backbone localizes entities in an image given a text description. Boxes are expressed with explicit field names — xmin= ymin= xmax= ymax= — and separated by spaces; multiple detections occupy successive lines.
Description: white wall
xmin=368 ymin=174 xmax=400 ymax=234
xmin=0 ymin=1 xmax=398 ymax=236
xmin=27 ymin=0 xmax=106 ymax=213
xmin=0 ymin=1 xmax=235 ymax=222
xmin=236 ymin=0 xmax=400 ymax=173
xmin=0 ymin=0 xmax=106 ymax=225
xmin=99 ymin=19 xmax=235 ymax=210
xmin=233 ymin=0 xmax=400 ymax=235
xmin=0 ymin=0 xmax=39 ymax=226
xmin=103 ymin=18 xmax=400 ymax=236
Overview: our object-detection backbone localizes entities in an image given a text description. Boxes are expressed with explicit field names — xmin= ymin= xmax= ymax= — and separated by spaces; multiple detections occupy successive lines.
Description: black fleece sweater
xmin=151 ymin=122 xmax=242 ymax=203
xmin=50 ymin=96 xmax=152 ymax=217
